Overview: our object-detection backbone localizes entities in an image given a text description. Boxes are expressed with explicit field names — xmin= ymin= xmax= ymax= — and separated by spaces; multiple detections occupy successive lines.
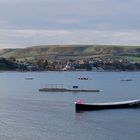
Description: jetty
xmin=39 ymin=84 xmax=101 ymax=92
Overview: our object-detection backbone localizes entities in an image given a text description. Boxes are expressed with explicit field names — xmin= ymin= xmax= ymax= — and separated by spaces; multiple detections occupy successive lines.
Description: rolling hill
xmin=0 ymin=45 xmax=140 ymax=61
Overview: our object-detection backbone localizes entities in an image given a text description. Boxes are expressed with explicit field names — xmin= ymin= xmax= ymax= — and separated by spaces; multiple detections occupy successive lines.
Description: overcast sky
xmin=0 ymin=0 xmax=140 ymax=48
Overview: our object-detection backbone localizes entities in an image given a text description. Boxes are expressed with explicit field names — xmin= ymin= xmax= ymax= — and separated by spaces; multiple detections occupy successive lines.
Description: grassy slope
xmin=0 ymin=45 xmax=140 ymax=60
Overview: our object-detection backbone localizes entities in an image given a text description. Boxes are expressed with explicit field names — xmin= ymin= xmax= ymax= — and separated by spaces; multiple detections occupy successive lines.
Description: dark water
xmin=0 ymin=71 xmax=140 ymax=140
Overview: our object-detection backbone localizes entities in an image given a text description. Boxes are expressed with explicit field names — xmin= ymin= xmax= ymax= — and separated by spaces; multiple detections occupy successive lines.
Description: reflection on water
xmin=0 ymin=72 xmax=139 ymax=140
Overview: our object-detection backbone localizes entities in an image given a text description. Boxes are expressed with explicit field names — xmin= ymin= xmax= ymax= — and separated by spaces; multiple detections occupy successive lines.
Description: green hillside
xmin=0 ymin=45 xmax=140 ymax=61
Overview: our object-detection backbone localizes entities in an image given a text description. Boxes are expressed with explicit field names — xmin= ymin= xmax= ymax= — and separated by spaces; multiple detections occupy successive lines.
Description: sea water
xmin=0 ymin=71 xmax=139 ymax=140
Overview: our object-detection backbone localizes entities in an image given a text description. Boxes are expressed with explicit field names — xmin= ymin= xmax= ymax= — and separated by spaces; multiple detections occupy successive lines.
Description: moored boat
xmin=25 ymin=77 xmax=34 ymax=80
xmin=75 ymin=99 xmax=140 ymax=111
xmin=120 ymin=79 xmax=133 ymax=81
xmin=78 ymin=77 xmax=88 ymax=80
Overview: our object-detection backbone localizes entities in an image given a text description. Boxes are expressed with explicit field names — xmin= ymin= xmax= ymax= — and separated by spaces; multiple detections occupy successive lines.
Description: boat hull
xmin=75 ymin=100 xmax=140 ymax=111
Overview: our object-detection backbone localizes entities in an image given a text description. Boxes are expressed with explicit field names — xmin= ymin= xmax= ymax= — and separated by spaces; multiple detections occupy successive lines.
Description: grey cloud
xmin=0 ymin=0 xmax=140 ymax=47
xmin=0 ymin=29 xmax=140 ymax=48
xmin=0 ymin=0 xmax=139 ymax=30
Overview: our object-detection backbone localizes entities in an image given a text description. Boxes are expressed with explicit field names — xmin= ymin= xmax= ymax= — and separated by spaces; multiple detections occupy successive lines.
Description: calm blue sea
xmin=0 ymin=71 xmax=139 ymax=140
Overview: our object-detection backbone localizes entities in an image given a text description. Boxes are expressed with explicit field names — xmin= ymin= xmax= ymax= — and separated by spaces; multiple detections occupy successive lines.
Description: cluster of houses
xmin=0 ymin=57 xmax=140 ymax=71
xmin=47 ymin=58 xmax=140 ymax=71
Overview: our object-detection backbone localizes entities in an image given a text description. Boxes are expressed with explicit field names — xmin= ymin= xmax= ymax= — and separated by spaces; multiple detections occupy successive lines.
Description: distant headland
xmin=0 ymin=44 xmax=140 ymax=71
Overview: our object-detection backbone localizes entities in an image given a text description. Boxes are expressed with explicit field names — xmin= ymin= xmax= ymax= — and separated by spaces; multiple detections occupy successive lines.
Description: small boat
xmin=25 ymin=77 xmax=34 ymax=80
xmin=75 ymin=99 xmax=140 ymax=111
xmin=78 ymin=77 xmax=88 ymax=80
xmin=120 ymin=79 xmax=133 ymax=81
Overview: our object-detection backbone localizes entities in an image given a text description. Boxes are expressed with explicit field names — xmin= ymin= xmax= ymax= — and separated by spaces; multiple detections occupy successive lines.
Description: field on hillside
xmin=0 ymin=45 xmax=140 ymax=61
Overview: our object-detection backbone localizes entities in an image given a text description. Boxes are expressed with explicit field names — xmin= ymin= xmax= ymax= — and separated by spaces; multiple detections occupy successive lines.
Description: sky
xmin=0 ymin=0 xmax=140 ymax=48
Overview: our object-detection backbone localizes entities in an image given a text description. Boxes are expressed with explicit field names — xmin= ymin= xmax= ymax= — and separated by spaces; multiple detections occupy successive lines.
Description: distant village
xmin=0 ymin=56 xmax=140 ymax=71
